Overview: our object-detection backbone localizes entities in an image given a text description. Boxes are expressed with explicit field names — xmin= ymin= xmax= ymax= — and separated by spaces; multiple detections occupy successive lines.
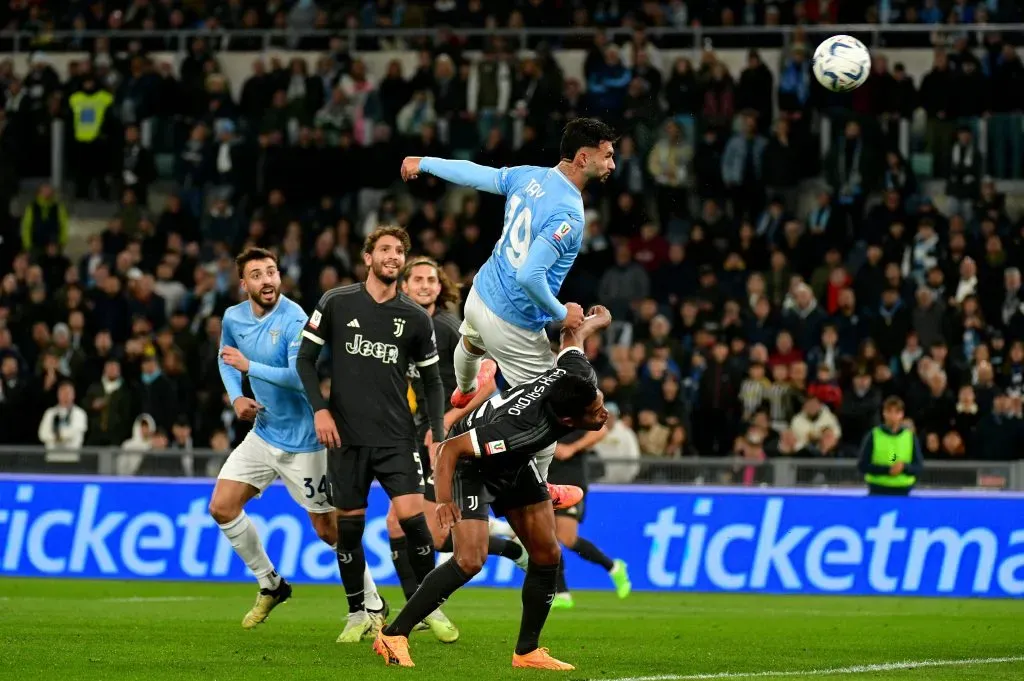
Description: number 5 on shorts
xmin=304 ymin=475 xmax=327 ymax=498
xmin=412 ymin=451 xmax=425 ymax=487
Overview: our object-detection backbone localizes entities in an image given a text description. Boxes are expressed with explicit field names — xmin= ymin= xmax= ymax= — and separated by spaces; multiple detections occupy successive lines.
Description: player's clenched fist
xmin=313 ymin=409 xmax=341 ymax=448
xmin=220 ymin=346 xmax=250 ymax=373
xmin=232 ymin=397 xmax=262 ymax=422
xmin=585 ymin=305 xmax=612 ymax=329
xmin=400 ymin=156 xmax=423 ymax=181
xmin=562 ymin=302 xmax=585 ymax=330
xmin=435 ymin=501 xmax=462 ymax=531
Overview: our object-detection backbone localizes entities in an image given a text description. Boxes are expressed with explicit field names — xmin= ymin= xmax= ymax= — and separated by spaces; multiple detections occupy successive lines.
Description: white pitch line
xmin=599 ymin=656 xmax=1024 ymax=681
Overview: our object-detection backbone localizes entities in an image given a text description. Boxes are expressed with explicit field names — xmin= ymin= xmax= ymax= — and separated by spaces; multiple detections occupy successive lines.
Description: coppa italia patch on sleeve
xmin=485 ymin=440 xmax=507 ymax=455
xmin=308 ymin=310 xmax=322 ymax=330
xmin=552 ymin=222 xmax=572 ymax=242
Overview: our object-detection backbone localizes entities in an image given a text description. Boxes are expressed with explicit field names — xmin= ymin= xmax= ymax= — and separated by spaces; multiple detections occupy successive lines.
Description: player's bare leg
xmin=391 ymin=493 xmax=458 ymax=642
xmin=553 ymin=514 xmax=630 ymax=609
xmin=209 ymin=479 xmax=292 ymax=629
xmin=506 ymin=501 xmax=574 ymax=671
xmin=375 ymin=517 xmax=490 ymax=666
xmin=451 ymin=338 xmax=495 ymax=408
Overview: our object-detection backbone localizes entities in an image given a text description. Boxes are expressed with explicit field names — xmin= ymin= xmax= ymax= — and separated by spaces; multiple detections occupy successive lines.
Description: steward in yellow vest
xmin=857 ymin=396 xmax=923 ymax=496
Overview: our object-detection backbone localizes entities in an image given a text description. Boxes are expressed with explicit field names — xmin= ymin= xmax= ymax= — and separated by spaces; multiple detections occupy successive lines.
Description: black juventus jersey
xmin=447 ymin=348 xmax=597 ymax=464
xmin=302 ymin=283 xmax=439 ymax=448
xmin=410 ymin=309 xmax=461 ymax=430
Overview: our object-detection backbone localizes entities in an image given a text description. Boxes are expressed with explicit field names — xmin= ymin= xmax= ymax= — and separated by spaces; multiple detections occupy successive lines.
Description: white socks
xmin=219 ymin=511 xmax=281 ymax=590
xmin=363 ymin=564 xmax=384 ymax=610
xmin=454 ymin=338 xmax=483 ymax=393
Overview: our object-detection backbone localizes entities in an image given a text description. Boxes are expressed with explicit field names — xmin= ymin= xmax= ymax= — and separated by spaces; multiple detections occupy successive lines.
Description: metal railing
xmin=2 ymin=23 xmax=1023 ymax=54
xmin=3 ymin=446 xmax=1022 ymax=490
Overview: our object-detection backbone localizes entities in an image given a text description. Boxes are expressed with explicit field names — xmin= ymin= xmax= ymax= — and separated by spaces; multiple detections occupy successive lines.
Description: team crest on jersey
xmin=485 ymin=440 xmax=507 ymax=455
xmin=552 ymin=221 xmax=572 ymax=242
xmin=269 ymin=329 xmax=280 ymax=345
xmin=393 ymin=317 xmax=406 ymax=337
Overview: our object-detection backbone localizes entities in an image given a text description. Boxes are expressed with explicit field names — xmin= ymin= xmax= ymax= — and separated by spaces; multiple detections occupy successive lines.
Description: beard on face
xmin=249 ymin=283 xmax=280 ymax=311
xmin=372 ymin=257 xmax=402 ymax=285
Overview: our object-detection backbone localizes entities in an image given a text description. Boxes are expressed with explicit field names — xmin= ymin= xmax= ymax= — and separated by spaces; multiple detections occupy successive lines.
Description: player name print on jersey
xmin=345 ymin=333 xmax=399 ymax=364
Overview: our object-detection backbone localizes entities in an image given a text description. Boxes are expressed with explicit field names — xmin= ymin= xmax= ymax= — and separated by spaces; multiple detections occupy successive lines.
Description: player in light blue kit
xmin=210 ymin=247 xmax=386 ymax=634
xmin=400 ymin=118 xmax=617 ymax=478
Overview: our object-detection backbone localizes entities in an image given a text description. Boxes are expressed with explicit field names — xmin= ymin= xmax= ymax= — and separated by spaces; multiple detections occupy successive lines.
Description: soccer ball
xmin=812 ymin=35 xmax=871 ymax=93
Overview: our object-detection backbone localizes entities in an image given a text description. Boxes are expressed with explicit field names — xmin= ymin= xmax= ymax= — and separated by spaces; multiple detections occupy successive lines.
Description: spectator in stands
xmin=789 ymin=395 xmax=842 ymax=456
xmin=117 ymin=412 xmax=156 ymax=476
xmin=648 ymin=119 xmax=693 ymax=226
xmin=592 ymin=403 xmax=641 ymax=483
xmin=946 ymin=126 xmax=982 ymax=222
xmin=721 ymin=111 xmax=767 ymax=220
xmin=83 ymin=358 xmax=135 ymax=446
xmin=20 ymin=184 xmax=69 ymax=256
xmin=37 ymin=380 xmax=88 ymax=466
xmin=68 ymin=74 xmax=115 ymax=200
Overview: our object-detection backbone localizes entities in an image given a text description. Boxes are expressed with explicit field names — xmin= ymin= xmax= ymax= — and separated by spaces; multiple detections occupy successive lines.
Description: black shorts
xmin=420 ymin=443 xmax=436 ymax=503
xmin=454 ymin=457 xmax=550 ymax=521
xmin=327 ymin=444 xmax=425 ymax=511
xmin=555 ymin=496 xmax=587 ymax=523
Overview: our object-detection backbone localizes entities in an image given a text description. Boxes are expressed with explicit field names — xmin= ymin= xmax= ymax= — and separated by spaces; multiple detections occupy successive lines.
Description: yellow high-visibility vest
xmin=68 ymin=90 xmax=114 ymax=142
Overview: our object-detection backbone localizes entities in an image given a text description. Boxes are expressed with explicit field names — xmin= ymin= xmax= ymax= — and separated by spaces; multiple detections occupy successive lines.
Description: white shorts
xmin=217 ymin=431 xmax=332 ymax=514
xmin=460 ymin=287 xmax=555 ymax=389
xmin=460 ymin=286 xmax=556 ymax=479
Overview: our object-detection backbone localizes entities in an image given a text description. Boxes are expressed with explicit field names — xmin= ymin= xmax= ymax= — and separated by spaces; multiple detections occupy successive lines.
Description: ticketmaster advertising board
xmin=1 ymin=476 xmax=1022 ymax=598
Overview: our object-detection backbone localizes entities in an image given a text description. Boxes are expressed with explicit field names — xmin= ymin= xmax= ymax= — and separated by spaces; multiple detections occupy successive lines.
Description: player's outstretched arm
xmin=559 ymin=305 xmax=612 ymax=353
xmin=401 ymin=156 xmax=505 ymax=194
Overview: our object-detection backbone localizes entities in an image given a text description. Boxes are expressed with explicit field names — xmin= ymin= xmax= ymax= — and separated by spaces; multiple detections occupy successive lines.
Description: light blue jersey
xmin=419 ymin=159 xmax=586 ymax=332
xmin=218 ymin=295 xmax=321 ymax=453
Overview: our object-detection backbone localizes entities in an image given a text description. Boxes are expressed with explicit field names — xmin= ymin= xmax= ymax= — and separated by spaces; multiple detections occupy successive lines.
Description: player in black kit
xmin=374 ymin=306 xmax=612 ymax=671
xmin=296 ymin=227 xmax=449 ymax=644
xmin=386 ymin=257 xmax=528 ymax=643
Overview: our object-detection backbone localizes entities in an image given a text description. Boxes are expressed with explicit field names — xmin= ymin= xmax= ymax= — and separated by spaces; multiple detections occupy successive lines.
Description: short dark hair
xmin=546 ymin=374 xmax=598 ymax=421
xmin=235 ymin=247 xmax=278 ymax=278
xmin=559 ymin=117 xmax=618 ymax=162
xmin=363 ymin=225 xmax=412 ymax=256
xmin=883 ymin=396 xmax=905 ymax=412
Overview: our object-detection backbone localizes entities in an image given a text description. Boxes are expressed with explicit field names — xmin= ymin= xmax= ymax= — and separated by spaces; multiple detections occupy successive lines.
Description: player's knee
xmin=454 ymin=547 xmax=487 ymax=576
xmin=386 ymin=508 xmax=404 ymax=537
xmin=529 ymin=540 xmax=561 ymax=567
xmin=208 ymin=498 xmax=241 ymax=525
xmin=311 ymin=515 xmax=337 ymax=546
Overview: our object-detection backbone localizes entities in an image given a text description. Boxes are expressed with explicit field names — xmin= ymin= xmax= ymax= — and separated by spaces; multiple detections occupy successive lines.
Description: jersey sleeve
xmin=493 ymin=163 xmax=536 ymax=193
xmin=555 ymin=347 xmax=598 ymax=387
xmin=302 ymin=293 xmax=333 ymax=346
xmin=536 ymin=210 xmax=585 ymax=259
xmin=411 ymin=312 xmax=439 ymax=368
xmin=465 ymin=418 xmax=536 ymax=458
xmin=218 ymin=314 xmax=244 ymax=403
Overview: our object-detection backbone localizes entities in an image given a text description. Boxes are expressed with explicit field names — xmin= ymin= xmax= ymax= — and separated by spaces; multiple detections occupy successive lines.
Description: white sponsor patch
xmin=485 ymin=440 xmax=507 ymax=455
xmin=308 ymin=310 xmax=322 ymax=330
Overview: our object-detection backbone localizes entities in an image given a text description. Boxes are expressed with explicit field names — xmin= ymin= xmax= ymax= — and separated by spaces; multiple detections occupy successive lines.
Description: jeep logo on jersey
xmin=345 ymin=333 xmax=400 ymax=364
xmin=393 ymin=317 xmax=406 ymax=337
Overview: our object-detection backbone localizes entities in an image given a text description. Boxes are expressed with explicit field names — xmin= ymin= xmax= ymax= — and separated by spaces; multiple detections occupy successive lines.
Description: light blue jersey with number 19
xmin=418 ymin=159 xmax=586 ymax=332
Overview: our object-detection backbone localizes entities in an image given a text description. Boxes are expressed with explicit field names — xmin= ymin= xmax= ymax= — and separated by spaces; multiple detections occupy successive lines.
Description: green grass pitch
xmin=0 ymin=578 xmax=1022 ymax=680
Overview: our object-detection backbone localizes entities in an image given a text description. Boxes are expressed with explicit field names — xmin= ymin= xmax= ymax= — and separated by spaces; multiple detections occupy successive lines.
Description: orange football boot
xmin=547 ymin=483 xmax=584 ymax=511
xmin=373 ymin=630 xmax=415 ymax=667
xmin=451 ymin=359 xmax=497 ymax=408
xmin=512 ymin=648 xmax=575 ymax=671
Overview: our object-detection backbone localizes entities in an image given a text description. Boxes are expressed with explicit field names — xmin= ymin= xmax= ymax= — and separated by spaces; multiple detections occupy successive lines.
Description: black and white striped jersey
xmin=447 ymin=347 xmax=596 ymax=462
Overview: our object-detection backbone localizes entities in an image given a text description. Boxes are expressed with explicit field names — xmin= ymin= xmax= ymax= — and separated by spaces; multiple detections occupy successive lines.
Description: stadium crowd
xmin=2 ymin=4 xmax=1024 ymax=482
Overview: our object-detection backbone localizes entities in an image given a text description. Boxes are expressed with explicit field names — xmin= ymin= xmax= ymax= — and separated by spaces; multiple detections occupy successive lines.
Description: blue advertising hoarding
xmin=1 ymin=475 xmax=1022 ymax=598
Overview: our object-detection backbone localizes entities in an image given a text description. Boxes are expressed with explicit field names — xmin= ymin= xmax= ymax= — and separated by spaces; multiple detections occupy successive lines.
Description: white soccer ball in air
xmin=812 ymin=35 xmax=871 ymax=92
